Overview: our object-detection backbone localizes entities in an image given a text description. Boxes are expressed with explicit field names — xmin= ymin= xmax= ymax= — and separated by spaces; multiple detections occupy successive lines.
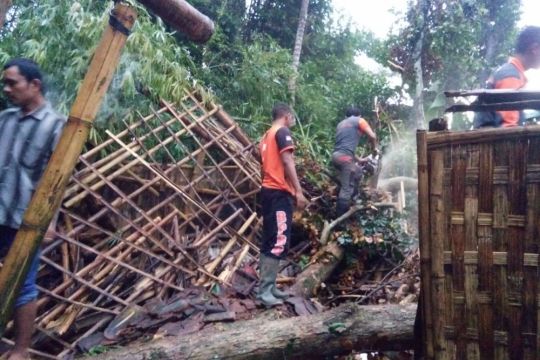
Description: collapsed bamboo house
xmin=1 ymin=90 xmax=263 ymax=359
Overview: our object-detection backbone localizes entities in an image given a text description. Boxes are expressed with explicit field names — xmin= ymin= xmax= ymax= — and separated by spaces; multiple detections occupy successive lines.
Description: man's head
xmin=345 ymin=106 xmax=361 ymax=117
xmin=3 ymin=58 xmax=44 ymax=108
xmin=515 ymin=26 xmax=540 ymax=69
xmin=272 ymin=102 xmax=295 ymax=127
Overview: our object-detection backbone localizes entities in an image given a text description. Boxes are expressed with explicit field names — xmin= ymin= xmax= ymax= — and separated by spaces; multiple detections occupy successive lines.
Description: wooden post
xmin=416 ymin=130 xmax=433 ymax=359
xmin=0 ymin=3 xmax=136 ymax=335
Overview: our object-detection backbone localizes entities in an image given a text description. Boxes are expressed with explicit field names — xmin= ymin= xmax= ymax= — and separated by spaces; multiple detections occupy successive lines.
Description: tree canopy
xmin=0 ymin=0 xmax=523 ymax=153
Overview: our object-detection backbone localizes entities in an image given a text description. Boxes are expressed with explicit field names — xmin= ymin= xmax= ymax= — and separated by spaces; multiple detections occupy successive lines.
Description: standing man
xmin=258 ymin=103 xmax=308 ymax=307
xmin=332 ymin=106 xmax=378 ymax=218
xmin=474 ymin=26 xmax=540 ymax=128
xmin=0 ymin=58 xmax=65 ymax=360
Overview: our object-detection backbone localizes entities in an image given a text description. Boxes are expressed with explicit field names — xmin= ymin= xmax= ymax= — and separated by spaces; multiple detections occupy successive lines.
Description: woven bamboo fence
xmin=417 ymin=126 xmax=540 ymax=360
xmin=0 ymin=90 xmax=262 ymax=359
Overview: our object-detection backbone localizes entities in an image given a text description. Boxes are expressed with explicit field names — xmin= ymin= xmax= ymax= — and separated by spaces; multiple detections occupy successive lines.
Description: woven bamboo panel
xmin=417 ymin=127 xmax=540 ymax=360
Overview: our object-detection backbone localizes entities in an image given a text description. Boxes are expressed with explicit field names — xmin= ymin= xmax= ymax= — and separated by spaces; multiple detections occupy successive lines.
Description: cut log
xmin=290 ymin=241 xmax=344 ymax=298
xmin=378 ymin=177 xmax=418 ymax=193
xmin=98 ymin=303 xmax=416 ymax=360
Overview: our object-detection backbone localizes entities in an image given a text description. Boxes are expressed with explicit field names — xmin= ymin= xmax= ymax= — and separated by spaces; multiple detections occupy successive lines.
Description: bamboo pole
xmin=416 ymin=130 xmax=434 ymax=358
xmin=0 ymin=3 xmax=136 ymax=334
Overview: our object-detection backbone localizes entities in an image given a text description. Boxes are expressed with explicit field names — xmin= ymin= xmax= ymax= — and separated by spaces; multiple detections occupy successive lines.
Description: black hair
xmin=272 ymin=102 xmax=292 ymax=120
xmin=3 ymin=58 xmax=44 ymax=92
xmin=345 ymin=106 xmax=361 ymax=117
xmin=516 ymin=26 xmax=540 ymax=54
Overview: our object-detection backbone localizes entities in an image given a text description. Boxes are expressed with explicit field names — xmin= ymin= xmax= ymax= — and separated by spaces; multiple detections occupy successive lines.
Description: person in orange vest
xmin=258 ymin=103 xmax=308 ymax=307
xmin=474 ymin=26 xmax=540 ymax=128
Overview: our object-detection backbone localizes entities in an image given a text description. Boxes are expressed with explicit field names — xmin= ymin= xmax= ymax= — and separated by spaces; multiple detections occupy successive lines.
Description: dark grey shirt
xmin=0 ymin=102 xmax=66 ymax=229
xmin=332 ymin=116 xmax=372 ymax=157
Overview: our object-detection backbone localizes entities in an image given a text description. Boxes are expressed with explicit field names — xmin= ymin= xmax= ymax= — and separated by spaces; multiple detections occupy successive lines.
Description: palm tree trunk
xmin=288 ymin=0 xmax=309 ymax=104
xmin=412 ymin=0 xmax=427 ymax=130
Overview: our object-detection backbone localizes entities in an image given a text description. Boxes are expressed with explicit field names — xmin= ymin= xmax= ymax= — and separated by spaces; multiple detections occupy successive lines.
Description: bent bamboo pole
xmin=0 ymin=3 xmax=136 ymax=334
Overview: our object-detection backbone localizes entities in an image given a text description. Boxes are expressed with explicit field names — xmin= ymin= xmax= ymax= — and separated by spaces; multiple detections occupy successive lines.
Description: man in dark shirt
xmin=0 ymin=58 xmax=65 ymax=360
xmin=332 ymin=107 xmax=378 ymax=218
xmin=258 ymin=103 xmax=307 ymax=307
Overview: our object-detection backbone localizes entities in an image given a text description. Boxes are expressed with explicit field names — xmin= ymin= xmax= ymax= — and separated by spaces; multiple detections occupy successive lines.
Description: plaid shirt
xmin=0 ymin=102 xmax=66 ymax=229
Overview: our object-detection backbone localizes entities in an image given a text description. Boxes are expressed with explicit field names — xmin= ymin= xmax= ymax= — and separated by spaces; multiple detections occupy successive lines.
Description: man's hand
xmin=295 ymin=192 xmax=309 ymax=210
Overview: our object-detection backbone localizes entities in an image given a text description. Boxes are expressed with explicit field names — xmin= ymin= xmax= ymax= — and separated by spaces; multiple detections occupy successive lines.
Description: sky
xmin=333 ymin=0 xmax=540 ymax=38
xmin=333 ymin=0 xmax=540 ymax=89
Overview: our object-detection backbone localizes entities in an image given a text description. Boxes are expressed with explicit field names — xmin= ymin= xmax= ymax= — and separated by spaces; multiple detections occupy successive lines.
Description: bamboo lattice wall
xmin=417 ymin=127 xmax=540 ymax=360
xmin=1 ymin=90 xmax=262 ymax=359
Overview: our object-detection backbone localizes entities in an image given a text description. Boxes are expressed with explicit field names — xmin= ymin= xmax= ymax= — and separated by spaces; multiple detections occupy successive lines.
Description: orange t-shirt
xmin=260 ymin=124 xmax=295 ymax=195
xmin=492 ymin=57 xmax=527 ymax=127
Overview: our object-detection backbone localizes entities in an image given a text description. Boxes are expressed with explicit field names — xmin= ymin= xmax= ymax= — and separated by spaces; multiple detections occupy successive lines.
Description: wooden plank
xmin=507 ymin=139 xmax=526 ymax=360
xmin=416 ymin=130 xmax=434 ymax=359
xmin=477 ymin=143 xmax=495 ymax=360
xmin=451 ymin=145 xmax=467 ymax=359
xmin=429 ymin=150 xmax=446 ymax=360
xmin=464 ymin=145 xmax=480 ymax=359
xmin=492 ymin=140 xmax=509 ymax=360
xmin=426 ymin=126 xmax=540 ymax=148
xmin=443 ymin=148 xmax=456 ymax=359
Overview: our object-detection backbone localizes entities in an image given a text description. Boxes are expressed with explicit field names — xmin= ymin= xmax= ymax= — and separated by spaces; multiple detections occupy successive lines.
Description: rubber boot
xmin=256 ymin=254 xmax=284 ymax=307
xmin=335 ymin=199 xmax=350 ymax=218
xmin=267 ymin=257 xmax=289 ymax=299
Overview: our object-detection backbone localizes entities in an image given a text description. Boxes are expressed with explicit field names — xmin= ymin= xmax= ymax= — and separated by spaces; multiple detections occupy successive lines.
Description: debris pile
xmin=0 ymin=91 xmax=419 ymax=359
xmin=2 ymin=91 xmax=265 ymax=359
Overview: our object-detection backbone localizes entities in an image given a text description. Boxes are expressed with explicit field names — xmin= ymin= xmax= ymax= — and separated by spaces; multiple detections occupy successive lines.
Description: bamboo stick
xmin=57 ymin=315 xmax=113 ymax=359
xmin=203 ymin=213 xmax=257 ymax=274
xmin=0 ymin=3 xmax=137 ymax=334
xmin=158 ymin=102 xmax=254 ymax=211
xmin=166 ymin=98 xmax=259 ymax=185
xmin=64 ymin=103 xmax=198 ymax=199
xmin=64 ymin=105 xmax=213 ymax=207
xmin=56 ymin=233 xmax=185 ymax=292
xmin=429 ymin=150 xmax=446 ymax=360
xmin=416 ymin=130 xmax=434 ymax=359
xmin=40 ymin=257 xmax=131 ymax=307
xmin=37 ymin=285 xmax=119 ymax=315
xmin=1 ymin=338 xmax=57 ymax=360
xmin=76 ymin=157 xmax=220 ymax=281
xmin=425 ymin=125 xmax=540 ymax=148
xmin=191 ymin=208 xmax=243 ymax=248
xmin=37 ymin=215 xmax=169 ymax=322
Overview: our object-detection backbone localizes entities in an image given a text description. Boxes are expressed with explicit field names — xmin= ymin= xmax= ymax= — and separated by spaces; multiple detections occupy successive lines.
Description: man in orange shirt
xmin=258 ymin=103 xmax=308 ymax=307
xmin=474 ymin=26 xmax=540 ymax=128
xmin=332 ymin=107 xmax=378 ymax=218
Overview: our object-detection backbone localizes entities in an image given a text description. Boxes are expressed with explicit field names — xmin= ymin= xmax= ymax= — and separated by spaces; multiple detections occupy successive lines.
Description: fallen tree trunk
xmin=291 ymin=204 xmax=370 ymax=297
xmin=290 ymin=241 xmax=344 ymax=297
xmin=99 ymin=303 xmax=416 ymax=360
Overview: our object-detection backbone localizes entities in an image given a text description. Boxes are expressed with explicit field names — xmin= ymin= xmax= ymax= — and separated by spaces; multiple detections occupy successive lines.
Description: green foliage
xmin=0 ymin=0 xmax=402 ymax=163
xmin=85 ymin=345 xmax=110 ymax=356
xmin=0 ymin=0 xmax=199 ymax=144
xmin=339 ymin=209 xmax=415 ymax=264
xmin=385 ymin=0 xmax=520 ymax=123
